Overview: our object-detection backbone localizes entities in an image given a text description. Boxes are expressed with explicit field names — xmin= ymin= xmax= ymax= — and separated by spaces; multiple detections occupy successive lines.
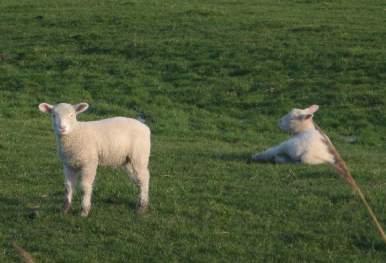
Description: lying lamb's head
xmin=39 ymin=102 xmax=89 ymax=135
xmin=279 ymin=105 xmax=319 ymax=134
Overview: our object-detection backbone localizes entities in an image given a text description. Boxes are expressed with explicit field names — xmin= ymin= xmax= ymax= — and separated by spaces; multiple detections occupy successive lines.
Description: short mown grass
xmin=1 ymin=0 xmax=386 ymax=262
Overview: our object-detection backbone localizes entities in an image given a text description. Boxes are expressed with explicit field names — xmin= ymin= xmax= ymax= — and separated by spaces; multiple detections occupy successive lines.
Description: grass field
xmin=1 ymin=0 xmax=386 ymax=262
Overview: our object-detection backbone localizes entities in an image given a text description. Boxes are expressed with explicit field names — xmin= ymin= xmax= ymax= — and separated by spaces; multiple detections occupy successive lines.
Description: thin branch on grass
xmin=314 ymin=122 xmax=386 ymax=245
xmin=10 ymin=242 xmax=34 ymax=263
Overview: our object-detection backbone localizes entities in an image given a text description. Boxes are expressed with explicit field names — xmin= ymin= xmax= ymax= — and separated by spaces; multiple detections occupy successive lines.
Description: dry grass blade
xmin=314 ymin=122 xmax=386 ymax=245
xmin=11 ymin=242 xmax=35 ymax=263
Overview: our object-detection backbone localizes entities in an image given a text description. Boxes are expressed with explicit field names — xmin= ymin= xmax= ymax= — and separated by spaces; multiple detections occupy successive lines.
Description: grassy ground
xmin=1 ymin=0 xmax=386 ymax=262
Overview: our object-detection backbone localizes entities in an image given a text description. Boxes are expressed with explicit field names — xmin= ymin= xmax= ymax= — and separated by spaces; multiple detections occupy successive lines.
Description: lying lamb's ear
xmin=298 ymin=105 xmax=319 ymax=120
xmin=303 ymin=114 xmax=314 ymax=120
xmin=307 ymin=105 xmax=319 ymax=114
xmin=73 ymin=103 xmax=89 ymax=114
xmin=39 ymin=103 xmax=54 ymax=114
xmin=297 ymin=113 xmax=313 ymax=121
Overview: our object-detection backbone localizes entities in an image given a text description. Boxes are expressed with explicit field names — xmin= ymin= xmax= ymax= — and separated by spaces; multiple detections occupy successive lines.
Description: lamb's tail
xmin=11 ymin=242 xmax=34 ymax=263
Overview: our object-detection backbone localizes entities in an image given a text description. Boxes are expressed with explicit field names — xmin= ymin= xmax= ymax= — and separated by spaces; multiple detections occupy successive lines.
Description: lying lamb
xmin=250 ymin=105 xmax=335 ymax=164
xmin=39 ymin=102 xmax=151 ymax=216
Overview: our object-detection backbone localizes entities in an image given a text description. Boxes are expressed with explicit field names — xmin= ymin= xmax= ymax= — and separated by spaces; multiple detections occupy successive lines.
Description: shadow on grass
xmin=104 ymin=196 xmax=137 ymax=209
xmin=351 ymin=234 xmax=386 ymax=252
xmin=0 ymin=196 xmax=22 ymax=207
xmin=212 ymin=152 xmax=252 ymax=162
xmin=0 ymin=196 xmax=43 ymax=220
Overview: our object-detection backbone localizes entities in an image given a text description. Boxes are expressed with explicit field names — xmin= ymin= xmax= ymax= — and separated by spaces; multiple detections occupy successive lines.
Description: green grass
xmin=1 ymin=0 xmax=386 ymax=262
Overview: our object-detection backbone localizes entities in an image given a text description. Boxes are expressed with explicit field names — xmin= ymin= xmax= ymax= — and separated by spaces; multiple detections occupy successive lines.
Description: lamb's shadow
xmin=103 ymin=196 xmax=137 ymax=209
xmin=212 ymin=152 xmax=252 ymax=163
xmin=351 ymin=234 xmax=386 ymax=252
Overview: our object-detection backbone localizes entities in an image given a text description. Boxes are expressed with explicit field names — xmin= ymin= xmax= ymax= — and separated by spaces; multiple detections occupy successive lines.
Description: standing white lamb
xmin=39 ymin=102 xmax=151 ymax=217
xmin=250 ymin=105 xmax=335 ymax=164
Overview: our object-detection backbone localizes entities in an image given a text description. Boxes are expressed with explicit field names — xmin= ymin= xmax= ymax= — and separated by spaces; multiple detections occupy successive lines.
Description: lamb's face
xmin=39 ymin=102 xmax=89 ymax=136
xmin=279 ymin=105 xmax=319 ymax=134
xmin=279 ymin=109 xmax=305 ymax=133
xmin=51 ymin=103 xmax=78 ymax=135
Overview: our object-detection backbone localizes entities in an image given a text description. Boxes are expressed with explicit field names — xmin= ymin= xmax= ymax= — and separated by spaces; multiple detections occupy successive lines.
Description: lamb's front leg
xmin=79 ymin=165 xmax=97 ymax=217
xmin=61 ymin=166 xmax=79 ymax=214
xmin=250 ymin=144 xmax=283 ymax=163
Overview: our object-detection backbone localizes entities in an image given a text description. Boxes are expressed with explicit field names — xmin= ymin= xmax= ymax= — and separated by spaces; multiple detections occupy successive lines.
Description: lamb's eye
xmin=52 ymin=114 xmax=56 ymax=118
xmin=70 ymin=114 xmax=74 ymax=118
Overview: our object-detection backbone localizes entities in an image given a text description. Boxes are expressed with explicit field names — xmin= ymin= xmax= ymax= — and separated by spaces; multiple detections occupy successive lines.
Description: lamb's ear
xmin=300 ymin=105 xmax=319 ymax=120
xmin=307 ymin=105 xmax=319 ymax=114
xmin=303 ymin=114 xmax=314 ymax=120
xmin=39 ymin=103 xmax=53 ymax=114
xmin=297 ymin=113 xmax=314 ymax=121
xmin=74 ymin=103 xmax=89 ymax=114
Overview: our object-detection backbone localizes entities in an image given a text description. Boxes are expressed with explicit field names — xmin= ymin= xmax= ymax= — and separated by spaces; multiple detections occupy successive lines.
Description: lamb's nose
xmin=60 ymin=125 xmax=67 ymax=131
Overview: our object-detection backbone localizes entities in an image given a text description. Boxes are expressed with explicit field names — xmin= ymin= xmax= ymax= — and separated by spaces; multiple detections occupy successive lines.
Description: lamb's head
xmin=279 ymin=105 xmax=319 ymax=134
xmin=39 ymin=102 xmax=89 ymax=135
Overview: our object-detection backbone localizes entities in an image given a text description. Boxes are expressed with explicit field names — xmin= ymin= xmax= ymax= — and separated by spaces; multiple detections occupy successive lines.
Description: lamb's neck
xmin=55 ymin=126 xmax=82 ymax=147
xmin=291 ymin=124 xmax=316 ymax=136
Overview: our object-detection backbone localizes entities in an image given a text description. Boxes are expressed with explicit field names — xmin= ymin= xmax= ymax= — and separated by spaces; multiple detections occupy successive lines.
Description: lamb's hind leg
xmin=121 ymin=160 xmax=150 ymax=213
xmin=61 ymin=166 xmax=79 ymax=214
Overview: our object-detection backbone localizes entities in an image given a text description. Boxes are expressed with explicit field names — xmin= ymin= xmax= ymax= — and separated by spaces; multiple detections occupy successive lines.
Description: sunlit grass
xmin=1 ymin=0 xmax=386 ymax=262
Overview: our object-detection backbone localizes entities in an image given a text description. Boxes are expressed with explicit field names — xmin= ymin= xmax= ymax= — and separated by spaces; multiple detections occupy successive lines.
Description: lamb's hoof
xmin=79 ymin=211 xmax=89 ymax=217
xmin=60 ymin=202 xmax=71 ymax=215
xmin=79 ymin=207 xmax=90 ymax=217
xmin=136 ymin=206 xmax=148 ymax=214
xmin=250 ymin=155 xmax=266 ymax=163
xmin=60 ymin=209 xmax=69 ymax=215
xmin=249 ymin=157 xmax=262 ymax=164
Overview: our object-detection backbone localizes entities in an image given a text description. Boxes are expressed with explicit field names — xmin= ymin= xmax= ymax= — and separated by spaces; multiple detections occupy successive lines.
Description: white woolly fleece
xmin=57 ymin=117 xmax=151 ymax=169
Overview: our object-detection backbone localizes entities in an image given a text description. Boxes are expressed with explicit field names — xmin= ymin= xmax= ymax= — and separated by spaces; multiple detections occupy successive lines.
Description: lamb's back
xmin=79 ymin=117 xmax=150 ymax=167
xmin=287 ymin=130 xmax=333 ymax=164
